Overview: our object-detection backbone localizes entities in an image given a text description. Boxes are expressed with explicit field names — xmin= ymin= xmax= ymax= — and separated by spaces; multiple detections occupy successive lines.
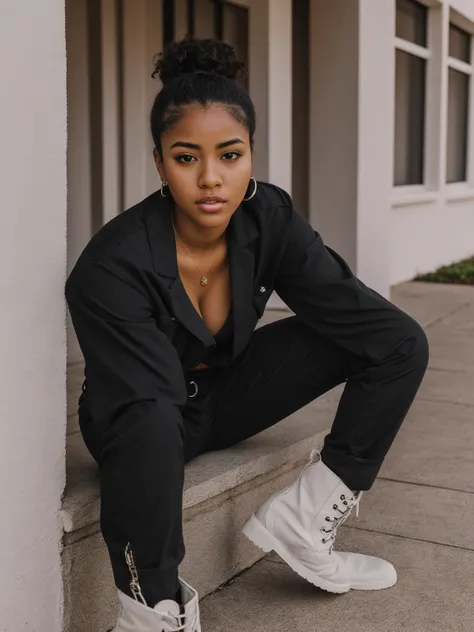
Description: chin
xmin=198 ymin=213 xmax=229 ymax=227
xmin=195 ymin=205 xmax=234 ymax=220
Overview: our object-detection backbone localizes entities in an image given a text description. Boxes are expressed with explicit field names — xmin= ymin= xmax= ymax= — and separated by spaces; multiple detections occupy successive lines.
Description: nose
xmin=198 ymin=159 xmax=222 ymax=190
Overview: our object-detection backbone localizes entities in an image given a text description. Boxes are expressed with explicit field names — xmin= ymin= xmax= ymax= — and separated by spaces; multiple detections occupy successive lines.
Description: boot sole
xmin=242 ymin=513 xmax=351 ymax=594
xmin=243 ymin=514 xmax=398 ymax=594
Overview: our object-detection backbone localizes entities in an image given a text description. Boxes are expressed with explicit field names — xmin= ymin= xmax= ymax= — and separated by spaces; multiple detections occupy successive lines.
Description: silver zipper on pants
xmin=124 ymin=542 xmax=147 ymax=606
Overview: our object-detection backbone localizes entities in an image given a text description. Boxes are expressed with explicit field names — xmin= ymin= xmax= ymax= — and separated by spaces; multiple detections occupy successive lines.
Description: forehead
xmin=164 ymin=103 xmax=249 ymax=143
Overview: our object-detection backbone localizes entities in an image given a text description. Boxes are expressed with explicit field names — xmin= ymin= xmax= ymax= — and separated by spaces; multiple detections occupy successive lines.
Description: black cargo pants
xmin=78 ymin=313 xmax=429 ymax=608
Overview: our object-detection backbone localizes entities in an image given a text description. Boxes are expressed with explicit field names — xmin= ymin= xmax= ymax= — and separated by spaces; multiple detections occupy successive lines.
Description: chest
xmin=176 ymin=252 xmax=231 ymax=337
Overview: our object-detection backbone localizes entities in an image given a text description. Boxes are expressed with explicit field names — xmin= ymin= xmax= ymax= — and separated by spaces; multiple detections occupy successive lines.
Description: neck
xmin=172 ymin=208 xmax=228 ymax=253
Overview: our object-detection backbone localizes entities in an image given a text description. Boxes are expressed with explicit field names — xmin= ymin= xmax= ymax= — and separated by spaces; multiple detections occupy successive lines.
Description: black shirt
xmin=198 ymin=299 xmax=234 ymax=368
xmin=66 ymin=180 xmax=419 ymax=439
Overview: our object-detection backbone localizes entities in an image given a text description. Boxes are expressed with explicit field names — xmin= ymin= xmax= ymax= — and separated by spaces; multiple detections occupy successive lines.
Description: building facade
xmin=1 ymin=1 xmax=474 ymax=630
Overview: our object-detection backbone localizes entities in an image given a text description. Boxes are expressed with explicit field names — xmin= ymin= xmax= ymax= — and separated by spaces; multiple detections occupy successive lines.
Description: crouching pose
xmin=66 ymin=37 xmax=429 ymax=632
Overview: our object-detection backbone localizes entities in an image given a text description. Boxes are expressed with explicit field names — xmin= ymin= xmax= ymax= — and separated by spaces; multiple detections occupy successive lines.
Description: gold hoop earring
xmin=160 ymin=180 xmax=169 ymax=198
xmin=243 ymin=177 xmax=257 ymax=201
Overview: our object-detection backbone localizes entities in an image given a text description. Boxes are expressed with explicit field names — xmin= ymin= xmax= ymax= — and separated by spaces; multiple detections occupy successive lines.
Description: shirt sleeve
xmin=65 ymin=260 xmax=188 ymax=442
xmin=274 ymin=200 xmax=428 ymax=366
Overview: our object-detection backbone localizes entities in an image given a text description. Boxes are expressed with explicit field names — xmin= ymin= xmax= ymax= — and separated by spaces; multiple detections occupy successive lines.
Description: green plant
xmin=414 ymin=256 xmax=474 ymax=285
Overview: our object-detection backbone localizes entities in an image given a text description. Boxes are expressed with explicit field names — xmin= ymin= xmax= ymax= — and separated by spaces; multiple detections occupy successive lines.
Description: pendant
xmin=200 ymin=276 xmax=209 ymax=286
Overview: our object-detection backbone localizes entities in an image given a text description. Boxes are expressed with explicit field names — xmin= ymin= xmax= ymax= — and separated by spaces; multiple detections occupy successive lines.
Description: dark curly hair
xmin=150 ymin=37 xmax=256 ymax=157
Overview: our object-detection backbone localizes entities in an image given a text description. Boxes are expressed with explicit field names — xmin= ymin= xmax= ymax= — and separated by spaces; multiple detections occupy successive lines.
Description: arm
xmin=66 ymin=261 xmax=187 ymax=445
xmin=274 ymin=197 xmax=429 ymax=366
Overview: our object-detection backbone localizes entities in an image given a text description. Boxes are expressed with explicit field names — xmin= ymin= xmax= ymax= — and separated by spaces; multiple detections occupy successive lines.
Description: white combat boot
xmin=242 ymin=448 xmax=397 ymax=593
xmin=112 ymin=577 xmax=201 ymax=631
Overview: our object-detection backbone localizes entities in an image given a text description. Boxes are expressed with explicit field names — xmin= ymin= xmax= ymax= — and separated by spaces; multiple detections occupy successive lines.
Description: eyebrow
xmin=170 ymin=138 xmax=245 ymax=150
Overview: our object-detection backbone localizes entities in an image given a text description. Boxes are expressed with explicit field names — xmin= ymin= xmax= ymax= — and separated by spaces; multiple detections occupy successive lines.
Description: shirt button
xmin=259 ymin=286 xmax=266 ymax=293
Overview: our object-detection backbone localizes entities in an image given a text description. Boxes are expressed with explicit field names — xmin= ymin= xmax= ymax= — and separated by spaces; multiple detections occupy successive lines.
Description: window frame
xmin=392 ymin=3 xmax=474 ymax=206
xmin=445 ymin=20 xmax=473 ymax=186
xmin=393 ymin=0 xmax=431 ymax=191
xmin=163 ymin=0 xmax=226 ymax=47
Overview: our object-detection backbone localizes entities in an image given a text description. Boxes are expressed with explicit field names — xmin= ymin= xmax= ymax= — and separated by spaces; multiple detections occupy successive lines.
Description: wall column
xmin=308 ymin=0 xmax=359 ymax=277
xmin=308 ymin=0 xmax=394 ymax=296
xmin=248 ymin=0 xmax=293 ymax=193
xmin=0 ymin=0 xmax=67 ymax=629
xmin=356 ymin=0 xmax=395 ymax=296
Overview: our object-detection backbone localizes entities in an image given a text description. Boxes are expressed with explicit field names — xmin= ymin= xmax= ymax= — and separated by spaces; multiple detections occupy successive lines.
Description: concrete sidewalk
xmin=199 ymin=282 xmax=474 ymax=632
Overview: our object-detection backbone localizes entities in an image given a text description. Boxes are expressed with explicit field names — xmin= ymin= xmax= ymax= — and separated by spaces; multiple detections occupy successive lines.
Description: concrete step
xmin=61 ymin=402 xmax=336 ymax=632
xmin=61 ymin=308 xmax=340 ymax=632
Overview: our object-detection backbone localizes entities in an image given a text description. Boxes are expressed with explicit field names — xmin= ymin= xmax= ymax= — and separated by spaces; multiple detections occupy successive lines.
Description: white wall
xmin=308 ymin=0 xmax=359 ymax=273
xmin=357 ymin=0 xmax=395 ymax=293
xmin=392 ymin=195 xmax=474 ymax=280
xmin=310 ymin=0 xmax=474 ymax=292
xmin=0 ymin=1 xmax=67 ymax=631
xmin=450 ymin=0 xmax=474 ymax=22
xmin=390 ymin=0 xmax=474 ymax=283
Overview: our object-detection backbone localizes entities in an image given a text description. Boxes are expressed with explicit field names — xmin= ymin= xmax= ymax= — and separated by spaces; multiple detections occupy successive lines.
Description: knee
xmin=397 ymin=318 xmax=430 ymax=373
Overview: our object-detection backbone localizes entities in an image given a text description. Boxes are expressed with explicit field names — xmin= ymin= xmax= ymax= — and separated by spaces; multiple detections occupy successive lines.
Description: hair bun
xmin=153 ymin=37 xmax=245 ymax=85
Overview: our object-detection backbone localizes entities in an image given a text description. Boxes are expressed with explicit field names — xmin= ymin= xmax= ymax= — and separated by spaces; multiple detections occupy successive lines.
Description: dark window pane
xmin=223 ymin=1 xmax=249 ymax=88
xmin=194 ymin=0 xmax=216 ymax=38
xmin=187 ymin=0 xmax=195 ymax=37
xmin=446 ymin=68 xmax=469 ymax=183
xmin=163 ymin=0 xmax=175 ymax=48
xmin=396 ymin=0 xmax=427 ymax=47
xmin=449 ymin=24 xmax=471 ymax=63
xmin=215 ymin=0 xmax=224 ymax=40
xmin=394 ymin=49 xmax=426 ymax=186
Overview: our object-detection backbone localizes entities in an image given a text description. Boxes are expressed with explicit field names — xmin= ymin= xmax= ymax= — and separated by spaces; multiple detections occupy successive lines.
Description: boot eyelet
xmin=325 ymin=517 xmax=331 ymax=522
xmin=333 ymin=504 xmax=338 ymax=510
xmin=340 ymin=494 xmax=345 ymax=500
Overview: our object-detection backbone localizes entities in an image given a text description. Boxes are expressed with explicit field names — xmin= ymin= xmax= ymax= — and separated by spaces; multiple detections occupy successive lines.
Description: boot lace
xmin=320 ymin=491 xmax=363 ymax=553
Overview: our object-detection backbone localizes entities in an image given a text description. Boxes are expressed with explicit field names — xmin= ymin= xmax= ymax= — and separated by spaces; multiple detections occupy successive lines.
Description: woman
xmin=66 ymin=37 xmax=429 ymax=632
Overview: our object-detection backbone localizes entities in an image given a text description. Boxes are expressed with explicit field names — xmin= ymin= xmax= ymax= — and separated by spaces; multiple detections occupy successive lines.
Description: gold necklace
xmin=172 ymin=223 xmax=226 ymax=286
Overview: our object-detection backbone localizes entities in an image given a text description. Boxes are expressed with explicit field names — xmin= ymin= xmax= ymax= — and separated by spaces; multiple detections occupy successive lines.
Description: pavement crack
xmin=424 ymin=301 xmax=473 ymax=329
xmin=340 ymin=524 xmax=474 ymax=553
xmin=427 ymin=366 xmax=474 ymax=375
xmin=416 ymin=396 xmax=474 ymax=408
xmin=376 ymin=476 xmax=474 ymax=495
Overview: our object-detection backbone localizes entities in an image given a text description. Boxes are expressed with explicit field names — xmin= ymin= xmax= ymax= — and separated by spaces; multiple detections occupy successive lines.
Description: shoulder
xmin=249 ymin=181 xmax=317 ymax=256
xmin=76 ymin=193 xmax=157 ymax=263
xmin=66 ymin=191 xmax=159 ymax=294
xmin=243 ymin=180 xmax=295 ymax=233
xmin=252 ymin=180 xmax=293 ymax=211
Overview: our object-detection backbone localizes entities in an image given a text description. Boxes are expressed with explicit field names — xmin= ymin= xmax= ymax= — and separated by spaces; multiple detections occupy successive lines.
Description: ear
xmin=152 ymin=147 xmax=166 ymax=180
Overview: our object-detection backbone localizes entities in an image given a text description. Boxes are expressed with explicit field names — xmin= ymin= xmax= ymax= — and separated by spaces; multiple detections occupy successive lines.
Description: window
xmin=394 ymin=0 xmax=429 ymax=186
xmin=396 ymin=0 xmax=427 ymax=46
xmin=162 ymin=0 xmax=248 ymax=88
xmin=222 ymin=1 xmax=249 ymax=89
xmin=446 ymin=24 xmax=472 ymax=183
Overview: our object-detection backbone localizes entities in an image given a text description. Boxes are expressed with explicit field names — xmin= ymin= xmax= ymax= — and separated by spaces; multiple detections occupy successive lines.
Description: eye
xmin=222 ymin=151 xmax=242 ymax=161
xmin=175 ymin=154 xmax=196 ymax=164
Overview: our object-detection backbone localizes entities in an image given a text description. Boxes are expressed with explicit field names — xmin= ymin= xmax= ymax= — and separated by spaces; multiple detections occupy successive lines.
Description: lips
xmin=196 ymin=196 xmax=226 ymax=204
xmin=195 ymin=196 xmax=227 ymax=213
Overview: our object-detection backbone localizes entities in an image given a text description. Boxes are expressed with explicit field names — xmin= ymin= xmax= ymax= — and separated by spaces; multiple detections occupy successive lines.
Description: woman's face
xmin=155 ymin=103 xmax=252 ymax=230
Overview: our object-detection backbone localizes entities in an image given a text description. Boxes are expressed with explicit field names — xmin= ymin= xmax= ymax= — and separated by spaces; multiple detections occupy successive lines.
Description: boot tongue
xmin=153 ymin=599 xmax=181 ymax=630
